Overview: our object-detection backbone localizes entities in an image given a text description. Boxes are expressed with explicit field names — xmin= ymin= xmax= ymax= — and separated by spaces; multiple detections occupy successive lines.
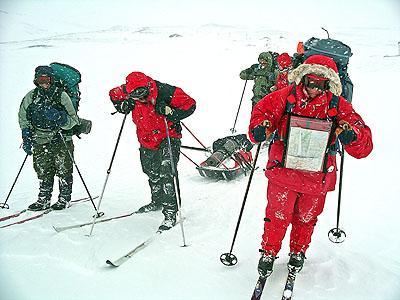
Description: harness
xmin=279 ymin=85 xmax=340 ymax=173
xmin=27 ymin=86 xmax=66 ymax=131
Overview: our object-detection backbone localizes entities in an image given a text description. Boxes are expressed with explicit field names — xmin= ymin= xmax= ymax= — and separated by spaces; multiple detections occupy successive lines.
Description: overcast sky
xmin=0 ymin=0 xmax=399 ymax=31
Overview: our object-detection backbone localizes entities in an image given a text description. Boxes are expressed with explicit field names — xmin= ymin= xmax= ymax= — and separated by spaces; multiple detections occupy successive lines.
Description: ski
xmin=251 ymin=276 xmax=268 ymax=300
xmin=281 ymin=270 xmax=298 ymax=300
xmin=0 ymin=196 xmax=98 ymax=228
xmin=0 ymin=209 xmax=52 ymax=228
xmin=106 ymin=232 xmax=160 ymax=267
xmin=0 ymin=209 xmax=28 ymax=222
xmin=53 ymin=211 xmax=137 ymax=233
xmin=106 ymin=217 xmax=185 ymax=268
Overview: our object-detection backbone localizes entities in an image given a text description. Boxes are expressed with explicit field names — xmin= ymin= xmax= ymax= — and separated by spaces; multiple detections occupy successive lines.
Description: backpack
xmin=49 ymin=62 xmax=91 ymax=135
xmin=303 ymin=37 xmax=353 ymax=102
xmin=50 ymin=62 xmax=82 ymax=111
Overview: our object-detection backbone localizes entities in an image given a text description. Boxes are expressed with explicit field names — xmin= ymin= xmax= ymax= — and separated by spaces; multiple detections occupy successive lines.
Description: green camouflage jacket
xmin=240 ymin=52 xmax=277 ymax=104
xmin=18 ymin=88 xmax=79 ymax=145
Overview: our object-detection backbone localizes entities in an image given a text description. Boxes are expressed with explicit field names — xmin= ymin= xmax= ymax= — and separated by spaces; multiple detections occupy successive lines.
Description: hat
xmin=34 ymin=65 xmax=54 ymax=79
xmin=258 ymin=52 xmax=273 ymax=65
xmin=277 ymin=53 xmax=292 ymax=69
xmin=125 ymin=72 xmax=151 ymax=94
xmin=287 ymin=54 xmax=342 ymax=96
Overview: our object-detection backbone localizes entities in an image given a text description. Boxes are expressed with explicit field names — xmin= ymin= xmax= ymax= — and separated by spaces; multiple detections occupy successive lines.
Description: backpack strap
xmin=285 ymin=84 xmax=297 ymax=114
xmin=279 ymin=85 xmax=297 ymax=167
xmin=155 ymin=81 xmax=176 ymax=105
xmin=327 ymin=95 xmax=339 ymax=122
xmin=322 ymin=95 xmax=341 ymax=173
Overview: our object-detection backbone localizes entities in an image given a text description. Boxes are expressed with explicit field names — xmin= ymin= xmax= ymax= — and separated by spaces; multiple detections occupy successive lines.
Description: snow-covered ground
xmin=1 ymin=2 xmax=400 ymax=300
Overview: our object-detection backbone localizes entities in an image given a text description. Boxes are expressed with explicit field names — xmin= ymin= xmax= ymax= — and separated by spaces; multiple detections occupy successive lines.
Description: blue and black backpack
xmin=303 ymin=37 xmax=353 ymax=102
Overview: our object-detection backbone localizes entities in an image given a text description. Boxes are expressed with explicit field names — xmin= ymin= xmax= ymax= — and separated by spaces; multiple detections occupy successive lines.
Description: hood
xmin=288 ymin=54 xmax=342 ymax=96
xmin=125 ymin=71 xmax=152 ymax=94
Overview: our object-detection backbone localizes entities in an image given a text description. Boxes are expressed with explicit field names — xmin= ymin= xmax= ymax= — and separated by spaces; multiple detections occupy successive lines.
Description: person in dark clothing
xmin=109 ymin=71 xmax=196 ymax=230
xmin=18 ymin=66 xmax=79 ymax=211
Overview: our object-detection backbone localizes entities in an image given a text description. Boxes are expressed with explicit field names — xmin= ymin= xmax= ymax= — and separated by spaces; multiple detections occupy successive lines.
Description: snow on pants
xmin=261 ymin=181 xmax=327 ymax=256
xmin=33 ymin=140 xmax=74 ymax=181
xmin=140 ymin=138 xmax=181 ymax=213
xmin=32 ymin=140 xmax=74 ymax=202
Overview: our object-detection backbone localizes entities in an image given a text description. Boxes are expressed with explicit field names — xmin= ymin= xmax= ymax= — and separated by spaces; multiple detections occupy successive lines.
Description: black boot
xmin=51 ymin=176 xmax=72 ymax=210
xmin=137 ymin=178 xmax=163 ymax=213
xmin=28 ymin=179 xmax=53 ymax=211
xmin=158 ymin=209 xmax=177 ymax=231
xmin=257 ymin=252 xmax=276 ymax=278
xmin=137 ymin=201 xmax=162 ymax=213
xmin=288 ymin=252 xmax=305 ymax=272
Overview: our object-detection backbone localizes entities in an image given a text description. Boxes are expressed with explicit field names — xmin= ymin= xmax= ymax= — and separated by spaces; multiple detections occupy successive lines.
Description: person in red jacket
xmin=275 ymin=52 xmax=293 ymax=90
xmin=248 ymin=55 xmax=373 ymax=277
xmin=109 ymin=72 xmax=196 ymax=231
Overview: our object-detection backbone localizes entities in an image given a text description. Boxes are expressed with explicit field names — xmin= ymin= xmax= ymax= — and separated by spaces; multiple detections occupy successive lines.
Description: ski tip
xmin=53 ymin=225 xmax=61 ymax=233
xmin=106 ymin=260 xmax=118 ymax=267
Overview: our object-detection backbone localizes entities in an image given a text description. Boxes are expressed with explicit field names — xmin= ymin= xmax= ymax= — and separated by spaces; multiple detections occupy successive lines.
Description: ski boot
xmin=137 ymin=201 xmax=162 ymax=213
xmin=28 ymin=179 xmax=53 ymax=211
xmin=258 ymin=251 xmax=276 ymax=278
xmin=288 ymin=252 xmax=305 ymax=273
xmin=28 ymin=200 xmax=50 ymax=211
xmin=51 ymin=176 xmax=72 ymax=210
xmin=158 ymin=209 xmax=177 ymax=231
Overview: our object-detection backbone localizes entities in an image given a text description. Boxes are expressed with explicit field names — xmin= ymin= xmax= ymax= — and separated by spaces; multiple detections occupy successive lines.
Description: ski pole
xmin=58 ymin=132 xmax=103 ymax=218
xmin=230 ymin=80 xmax=247 ymax=134
xmin=328 ymin=145 xmax=347 ymax=243
xmin=220 ymin=142 xmax=262 ymax=266
xmin=88 ymin=113 xmax=128 ymax=236
xmin=164 ymin=117 xmax=187 ymax=247
xmin=0 ymin=154 xmax=29 ymax=209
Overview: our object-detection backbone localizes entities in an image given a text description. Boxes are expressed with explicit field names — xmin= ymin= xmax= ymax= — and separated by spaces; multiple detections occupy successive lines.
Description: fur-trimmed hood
xmin=288 ymin=54 xmax=342 ymax=96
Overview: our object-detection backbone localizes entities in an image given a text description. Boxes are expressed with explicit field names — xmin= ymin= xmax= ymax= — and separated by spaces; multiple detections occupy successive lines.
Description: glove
xmin=44 ymin=108 xmax=68 ymax=127
xmin=156 ymin=102 xmax=180 ymax=121
xmin=336 ymin=121 xmax=357 ymax=145
xmin=251 ymin=120 xmax=272 ymax=143
xmin=21 ymin=128 xmax=33 ymax=155
xmin=114 ymin=99 xmax=134 ymax=114
xmin=165 ymin=106 xmax=173 ymax=115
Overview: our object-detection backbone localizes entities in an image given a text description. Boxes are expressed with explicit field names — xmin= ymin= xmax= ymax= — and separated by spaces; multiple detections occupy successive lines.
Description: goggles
xmin=130 ymin=86 xmax=149 ymax=99
xmin=36 ymin=75 xmax=52 ymax=85
xmin=303 ymin=75 xmax=329 ymax=91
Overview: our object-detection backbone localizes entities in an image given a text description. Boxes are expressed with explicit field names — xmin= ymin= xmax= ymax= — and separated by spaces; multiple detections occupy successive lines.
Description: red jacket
xmin=275 ymin=72 xmax=289 ymax=90
xmin=110 ymin=77 xmax=196 ymax=150
xmin=249 ymin=84 xmax=373 ymax=195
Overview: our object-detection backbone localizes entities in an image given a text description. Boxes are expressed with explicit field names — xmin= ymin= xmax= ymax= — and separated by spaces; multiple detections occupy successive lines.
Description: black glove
xmin=44 ymin=108 xmax=68 ymax=127
xmin=338 ymin=129 xmax=356 ymax=145
xmin=114 ymin=99 xmax=134 ymax=114
xmin=251 ymin=125 xmax=267 ymax=143
xmin=156 ymin=101 xmax=179 ymax=121
xmin=21 ymin=128 xmax=33 ymax=155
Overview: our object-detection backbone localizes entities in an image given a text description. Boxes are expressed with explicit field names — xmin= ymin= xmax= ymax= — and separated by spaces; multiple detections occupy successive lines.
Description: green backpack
xmin=50 ymin=62 xmax=82 ymax=111
xmin=50 ymin=62 xmax=91 ymax=135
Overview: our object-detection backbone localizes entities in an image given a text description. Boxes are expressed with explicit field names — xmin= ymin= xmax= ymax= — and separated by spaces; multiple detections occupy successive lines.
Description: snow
xmin=1 ymin=1 xmax=400 ymax=300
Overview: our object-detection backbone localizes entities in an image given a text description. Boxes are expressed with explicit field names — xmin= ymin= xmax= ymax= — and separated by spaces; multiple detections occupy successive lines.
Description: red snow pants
xmin=261 ymin=181 xmax=327 ymax=256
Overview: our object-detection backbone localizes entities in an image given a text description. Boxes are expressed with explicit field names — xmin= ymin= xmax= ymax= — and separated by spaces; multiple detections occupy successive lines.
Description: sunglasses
xmin=36 ymin=75 xmax=51 ymax=85
xmin=130 ymin=86 xmax=149 ymax=99
xmin=303 ymin=75 xmax=329 ymax=91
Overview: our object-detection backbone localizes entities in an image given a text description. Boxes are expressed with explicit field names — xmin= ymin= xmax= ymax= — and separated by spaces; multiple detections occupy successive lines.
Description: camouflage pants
xmin=32 ymin=140 xmax=74 ymax=203
xmin=140 ymin=138 xmax=181 ymax=213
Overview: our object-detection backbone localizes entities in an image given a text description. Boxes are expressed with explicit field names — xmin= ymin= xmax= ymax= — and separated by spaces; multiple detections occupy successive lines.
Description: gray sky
xmin=0 ymin=0 xmax=399 ymax=30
